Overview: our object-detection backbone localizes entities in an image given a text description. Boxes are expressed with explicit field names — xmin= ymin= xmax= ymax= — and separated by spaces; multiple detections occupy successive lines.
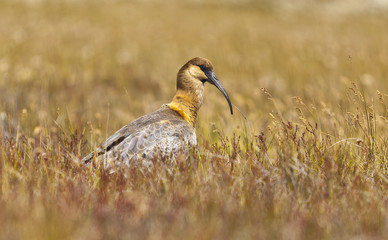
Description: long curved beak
xmin=204 ymin=70 xmax=233 ymax=115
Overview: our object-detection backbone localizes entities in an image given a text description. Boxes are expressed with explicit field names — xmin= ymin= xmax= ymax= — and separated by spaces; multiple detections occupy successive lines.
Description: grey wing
xmin=81 ymin=124 xmax=132 ymax=164
xmin=103 ymin=120 xmax=197 ymax=166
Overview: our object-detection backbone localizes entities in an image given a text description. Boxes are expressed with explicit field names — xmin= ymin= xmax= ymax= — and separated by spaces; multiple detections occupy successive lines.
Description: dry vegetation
xmin=0 ymin=1 xmax=387 ymax=239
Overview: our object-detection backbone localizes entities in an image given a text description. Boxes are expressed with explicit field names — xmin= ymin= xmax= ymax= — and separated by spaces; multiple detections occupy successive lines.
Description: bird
xmin=81 ymin=57 xmax=233 ymax=168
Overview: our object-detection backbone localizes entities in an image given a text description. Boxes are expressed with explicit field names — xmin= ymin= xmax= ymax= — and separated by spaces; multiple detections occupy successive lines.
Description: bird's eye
xmin=199 ymin=65 xmax=208 ymax=72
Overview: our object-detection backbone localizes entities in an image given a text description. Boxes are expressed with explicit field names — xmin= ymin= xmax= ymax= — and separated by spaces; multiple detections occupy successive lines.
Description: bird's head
xmin=177 ymin=57 xmax=233 ymax=115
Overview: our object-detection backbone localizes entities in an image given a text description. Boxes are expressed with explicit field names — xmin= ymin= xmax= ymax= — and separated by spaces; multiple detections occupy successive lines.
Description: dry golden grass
xmin=0 ymin=1 xmax=387 ymax=239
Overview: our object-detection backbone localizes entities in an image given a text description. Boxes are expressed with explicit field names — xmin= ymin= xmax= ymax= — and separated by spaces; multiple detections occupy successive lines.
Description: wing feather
xmin=81 ymin=106 xmax=197 ymax=167
xmin=99 ymin=120 xmax=195 ymax=166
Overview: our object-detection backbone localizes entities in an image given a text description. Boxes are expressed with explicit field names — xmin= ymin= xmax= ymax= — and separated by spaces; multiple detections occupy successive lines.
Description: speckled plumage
xmin=82 ymin=57 xmax=232 ymax=168
xmin=81 ymin=105 xmax=196 ymax=166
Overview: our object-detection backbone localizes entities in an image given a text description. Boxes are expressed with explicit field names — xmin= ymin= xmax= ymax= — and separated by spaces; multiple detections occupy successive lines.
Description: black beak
xmin=204 ymin=70 xmax=233 ymax=115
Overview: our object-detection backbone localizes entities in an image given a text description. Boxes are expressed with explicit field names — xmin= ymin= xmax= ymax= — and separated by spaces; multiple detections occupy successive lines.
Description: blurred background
xmin=1 ymin=0 xmax=388 ymax=145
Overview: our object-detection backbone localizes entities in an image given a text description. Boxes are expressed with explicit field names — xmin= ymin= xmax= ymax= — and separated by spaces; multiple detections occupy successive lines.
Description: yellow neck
xmin=168 ymin=91 xmax=200 ymax=127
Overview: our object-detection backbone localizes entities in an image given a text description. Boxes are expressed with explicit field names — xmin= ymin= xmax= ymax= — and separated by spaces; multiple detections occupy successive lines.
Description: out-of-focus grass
xmin=0 ymin=1 xmax=387 ymax=239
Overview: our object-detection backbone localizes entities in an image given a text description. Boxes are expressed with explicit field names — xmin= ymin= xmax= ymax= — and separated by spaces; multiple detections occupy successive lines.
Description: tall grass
xmin=0 ymin=1 xmax=387 ymax=239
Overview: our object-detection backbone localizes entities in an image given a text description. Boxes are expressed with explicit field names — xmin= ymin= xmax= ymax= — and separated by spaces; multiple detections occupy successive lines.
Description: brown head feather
xmin=168 ymin=57 xmax=214 ymax=126
xmin=169 ymin=57 xmax=233 ymax=127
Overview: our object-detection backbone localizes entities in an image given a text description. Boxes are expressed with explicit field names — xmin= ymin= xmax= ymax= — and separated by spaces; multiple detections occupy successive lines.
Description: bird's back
xmin=81 ymin=104 xmax=196 ymax=167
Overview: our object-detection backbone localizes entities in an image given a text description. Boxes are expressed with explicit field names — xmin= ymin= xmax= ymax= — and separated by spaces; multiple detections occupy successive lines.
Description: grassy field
xmin=0 ymin=1 xmax=387 ymax=239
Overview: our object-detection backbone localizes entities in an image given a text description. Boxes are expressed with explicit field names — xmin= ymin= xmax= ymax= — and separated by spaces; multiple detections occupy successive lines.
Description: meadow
xmin=0 ymin=1 xmax=387 ymax=239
